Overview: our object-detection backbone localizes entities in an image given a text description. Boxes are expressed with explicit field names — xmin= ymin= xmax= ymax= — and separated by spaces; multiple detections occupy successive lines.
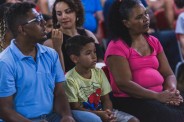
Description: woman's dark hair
xmin=52 ymin=0 xmax=84 ymax=28
xmin=108 ymin=0 xmax=141 ymax=46
xmin=6 ymin=2 xmax=36 ymax=37
xmin=0 ymin=3 xmax=12 ymax=40
xmin=174 ymin=0 xmax=184 ymax=9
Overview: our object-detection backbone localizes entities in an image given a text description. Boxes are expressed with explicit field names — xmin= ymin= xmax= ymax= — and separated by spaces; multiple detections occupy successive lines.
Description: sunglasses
xmin=22 ymin=14 xmax=44 ymax=25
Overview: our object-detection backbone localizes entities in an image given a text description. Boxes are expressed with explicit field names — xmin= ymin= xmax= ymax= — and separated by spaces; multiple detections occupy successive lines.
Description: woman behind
xmin=44 ymin=0 xmax=104 ymax=72
xmin=105 ymin=0 xmax=184 ymax=122
xmin=0 ymin=3 xmax=13 ymax=52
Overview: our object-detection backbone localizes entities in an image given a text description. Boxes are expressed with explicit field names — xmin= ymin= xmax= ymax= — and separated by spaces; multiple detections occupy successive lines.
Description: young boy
xmin=64 ymin=35 xmax=139 ymax=122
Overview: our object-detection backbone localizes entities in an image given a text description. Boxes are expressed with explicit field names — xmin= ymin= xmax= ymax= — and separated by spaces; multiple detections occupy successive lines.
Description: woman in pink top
xmin=105 ymin=0 xmax=184 ymax=122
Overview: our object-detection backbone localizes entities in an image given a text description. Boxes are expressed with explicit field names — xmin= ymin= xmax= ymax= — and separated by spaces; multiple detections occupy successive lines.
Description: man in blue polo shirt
xmin=0 ymin=2 xmax=102 ymax=122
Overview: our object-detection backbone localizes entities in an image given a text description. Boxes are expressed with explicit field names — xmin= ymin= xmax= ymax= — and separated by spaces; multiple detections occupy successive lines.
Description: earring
xmin=57 ymin=21 xmax=60 ymax=25
xmin=76 ymin=17 xmax=79 ymax=21
xmin=56 ymin=22 xmax=60 ymax=28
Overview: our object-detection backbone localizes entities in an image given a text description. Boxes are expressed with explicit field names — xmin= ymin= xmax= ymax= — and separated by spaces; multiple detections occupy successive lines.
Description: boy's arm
xmin=70 ymin=101 xmax=114 ymax=121
xmin=0 ymin=96 xmax=31 ymax=122
xmin=100 ymin=94 xmax=113 ymax=111
xmin=70 ymin=102 xmax=103 ymax=115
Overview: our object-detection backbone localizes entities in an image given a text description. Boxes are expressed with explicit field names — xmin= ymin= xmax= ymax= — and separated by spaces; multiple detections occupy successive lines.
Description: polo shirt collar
xmin=10 ymin=39 xmax=47 ymax=60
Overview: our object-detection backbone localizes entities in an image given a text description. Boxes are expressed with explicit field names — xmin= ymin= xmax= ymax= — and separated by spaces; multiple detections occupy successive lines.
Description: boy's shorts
xmin=113 ymin=109 xmax=134 ymax=122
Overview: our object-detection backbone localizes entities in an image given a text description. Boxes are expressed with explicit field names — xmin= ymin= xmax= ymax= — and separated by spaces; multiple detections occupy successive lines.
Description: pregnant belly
xmin=133 ymin=68 xmax=164 ymax=92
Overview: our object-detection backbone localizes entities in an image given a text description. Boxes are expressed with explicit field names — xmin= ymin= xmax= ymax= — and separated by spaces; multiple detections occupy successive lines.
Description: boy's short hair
xmin=65 ymin=35 xmax=95 ymax=56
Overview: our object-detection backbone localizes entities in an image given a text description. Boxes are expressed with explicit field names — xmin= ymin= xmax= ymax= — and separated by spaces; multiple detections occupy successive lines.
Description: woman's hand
xmin=167 ymin=89 xmax=183 ymax=106
xmin=156 ymin=89 xmax=183 ymax=105
xmin=51 ymin=29 xmax=63 ymax=51
xmin=156 ymin=90 xmax=176 ymax=103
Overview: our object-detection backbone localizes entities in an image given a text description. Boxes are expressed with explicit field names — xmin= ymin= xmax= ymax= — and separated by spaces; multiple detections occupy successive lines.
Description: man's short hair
xmin=65 ymin=35 xmax=95 ymax=56
xmin=7 ymin=2 xmax=36 ymax=37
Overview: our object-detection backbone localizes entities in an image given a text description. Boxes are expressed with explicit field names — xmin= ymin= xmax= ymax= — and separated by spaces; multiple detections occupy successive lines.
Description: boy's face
xmin=76 ymin=42 xmax=97 ymax=69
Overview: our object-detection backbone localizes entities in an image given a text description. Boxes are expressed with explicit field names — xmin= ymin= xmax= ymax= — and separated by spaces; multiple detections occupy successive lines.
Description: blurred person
xmin=81 ymin=0 xmax=104 ymax=42
xmin=0 ymin=2 xmax=101 ymax=122
xmin=64 ymin=35 xmax=140 ymax=122
xmin=175 ymin=0 xmax=184 ymax=90
xmin=0 ymin=2 xmax=74 ymax=122
xmin=37 ymin=0 xmax=51 ymax=15
xmin=105 ymin=0 xmax=184 ymax=122
xmin=43 ymin=14 xmax=53 ymax=33
xmin=175 ymin=0 xmax=184 ymax=57
xmin=0 ymin=3 xmax=13 ymax=52
xmin=147 ymin=0 xmax=184 ymax=30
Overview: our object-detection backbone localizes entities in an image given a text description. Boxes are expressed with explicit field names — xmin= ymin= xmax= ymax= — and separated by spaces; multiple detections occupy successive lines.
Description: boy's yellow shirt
xmin=64 ymin=67 xmax=112 ymax=103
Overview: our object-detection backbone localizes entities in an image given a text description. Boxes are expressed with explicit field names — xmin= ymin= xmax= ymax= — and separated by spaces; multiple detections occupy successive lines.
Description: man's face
xmin=21 ymin=8 xmax=47 ymax=44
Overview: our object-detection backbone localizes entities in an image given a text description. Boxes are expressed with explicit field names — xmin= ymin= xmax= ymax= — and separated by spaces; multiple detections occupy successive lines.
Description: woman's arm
xmin=43 ymin=30 xmax=65 ymax=72
xmin=164 ymin=0 xmax=174 ymax=29
xmin=107 ymin=55 xmax=174 ymax=103
xmin=157 ymin=51 xmax=176 ymax=90
xmin=157 ymin=51 xmax=183 ymax=105
xmin=37 ymin=0 xmax=51 ymax=15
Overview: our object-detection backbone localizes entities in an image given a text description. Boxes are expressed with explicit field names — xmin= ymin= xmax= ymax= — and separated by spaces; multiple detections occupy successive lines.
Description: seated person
xmin=0 ymin=2 xmax=103 ymax=122
xmin=42 ymin=14 xmax=53 ymax=33
xmin=44 ymin=0 xmax=104 ymax=72
xmin=105 ymin=0 xmax=184 ymax=122
xmin=64 ymin=35 xmax=140 ymax=122
xmin=81 ymin=0 xmax=104 ymax=42
xmin=175 ymin=0 xmax=184 ymax=58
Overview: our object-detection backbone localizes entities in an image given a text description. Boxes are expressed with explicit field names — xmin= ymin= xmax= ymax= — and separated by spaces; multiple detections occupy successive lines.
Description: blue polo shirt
xmin=0 ymin=40 xmax=65 ymax=118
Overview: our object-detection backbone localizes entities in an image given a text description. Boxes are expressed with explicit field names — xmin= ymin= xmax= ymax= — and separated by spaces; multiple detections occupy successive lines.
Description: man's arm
xmin=53 ymin=82 xmax=75 ymax=122
xmin=0 ymin=96 xmax=31 ymax=122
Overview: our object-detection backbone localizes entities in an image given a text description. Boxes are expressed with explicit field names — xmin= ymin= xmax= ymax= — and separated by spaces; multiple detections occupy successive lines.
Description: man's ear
xmin=18 ymin=25 xmax=26 ymax=35
xmin=70 ymin=54 xmax=79 ymax=64
xmin=122 ymin=20 xmax=130 ymax=28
